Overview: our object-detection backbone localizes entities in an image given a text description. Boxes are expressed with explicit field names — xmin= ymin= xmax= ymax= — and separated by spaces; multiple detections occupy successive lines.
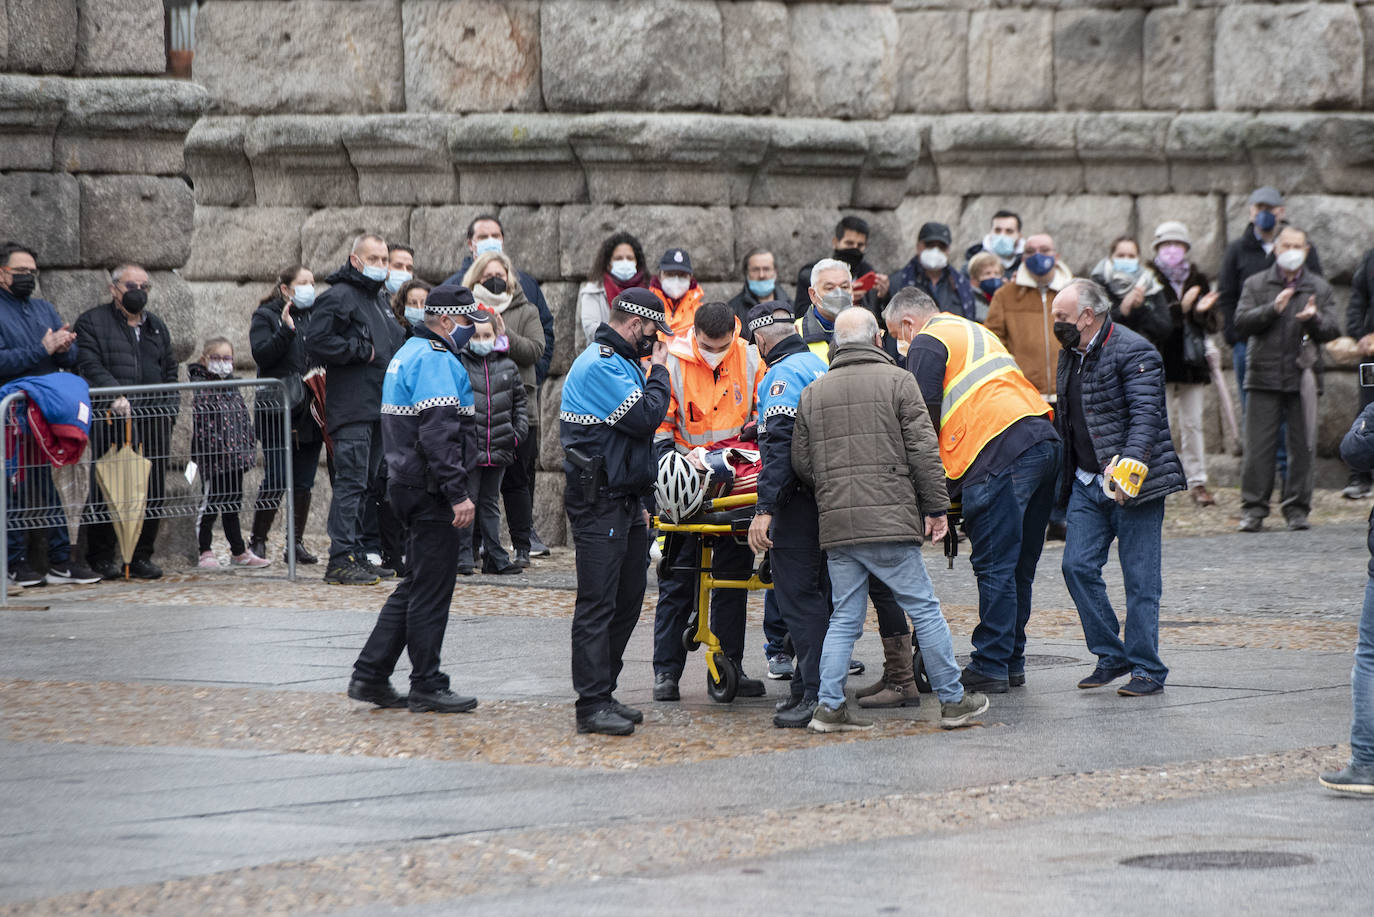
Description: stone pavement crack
xmin=0 ymin=744 xmax=1347 ymax=917
xmin=0 ymin=680 xmax=945 ymax=770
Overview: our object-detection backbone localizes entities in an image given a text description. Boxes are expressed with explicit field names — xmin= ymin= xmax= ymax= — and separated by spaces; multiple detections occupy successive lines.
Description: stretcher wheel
xmin=682 ymin=626 xmax=701 ymax=654
xmin=913 ymin=649 xmax=933 ymax=695
xmin=706 ymin=652 xmax=739 ymax=703
xmin=757 ymin=552 xmax=772 ymax=584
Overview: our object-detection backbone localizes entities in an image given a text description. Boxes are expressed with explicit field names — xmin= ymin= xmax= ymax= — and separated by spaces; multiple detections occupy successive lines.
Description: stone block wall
xmin=177 ymin=0 xmax=1374 ymax=544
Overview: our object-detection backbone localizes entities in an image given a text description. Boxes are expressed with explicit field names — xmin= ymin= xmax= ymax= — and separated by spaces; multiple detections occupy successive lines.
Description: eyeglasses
xmin=118 ymin=282 xmax=152 ymax=292
xmin=3 ymin=267 xmax=37 ymax=277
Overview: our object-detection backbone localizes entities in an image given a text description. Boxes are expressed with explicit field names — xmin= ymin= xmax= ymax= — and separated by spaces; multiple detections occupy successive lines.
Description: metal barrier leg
xmin=281 ymin=380 xmax=296 ymax=582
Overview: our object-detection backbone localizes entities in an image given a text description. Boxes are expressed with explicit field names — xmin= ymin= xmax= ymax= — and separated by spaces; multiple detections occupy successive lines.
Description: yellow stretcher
xmin=653 ymin=492 xmax=773 ymax=703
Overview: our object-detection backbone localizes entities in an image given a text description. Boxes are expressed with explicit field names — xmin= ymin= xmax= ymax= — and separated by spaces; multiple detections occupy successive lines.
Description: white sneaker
xmin=231 ymin=550 xmax=271 ymax=568
xmin=198 ymin=551 xmax=219 ymax=569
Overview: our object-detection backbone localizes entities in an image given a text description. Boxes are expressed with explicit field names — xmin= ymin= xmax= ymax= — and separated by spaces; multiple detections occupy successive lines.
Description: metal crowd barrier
xmin=1 ymin=379 xmax=295 ymax=606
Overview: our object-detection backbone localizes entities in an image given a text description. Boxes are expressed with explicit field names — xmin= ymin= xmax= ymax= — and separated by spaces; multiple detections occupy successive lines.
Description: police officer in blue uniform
xmin=745 ymin=304 xmax=834 ymax=727
xmin=560 ymin=288 xmax=672 ymax=735
xmin=348 ymin=285 xmax=486 ymax=714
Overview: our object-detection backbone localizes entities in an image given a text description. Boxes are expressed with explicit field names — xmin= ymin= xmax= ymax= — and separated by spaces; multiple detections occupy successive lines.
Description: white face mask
xmin=918 ymin=248 xmax=948 ymax=271
xmin=700 ymin=346 xmax=727 ymax=369
xmin=1276 ymin=249 xmax=1306 ymax=273
xmin=610 ymin=259 xmax=638 ymax=281
xmin=207 ymin=358 xmax=233 ymax=377
xmin=661 ymin=276 xmax=690 ymax=300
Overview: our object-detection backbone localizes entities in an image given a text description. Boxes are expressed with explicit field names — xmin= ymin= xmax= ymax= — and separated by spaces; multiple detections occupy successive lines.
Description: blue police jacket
xmin=754 ymin=334 xmax=828 ymax=515
xmin=559 ymin=323 xmax=671 ymax=497
xmin=381 ymin=325 xmax=477 ymax=505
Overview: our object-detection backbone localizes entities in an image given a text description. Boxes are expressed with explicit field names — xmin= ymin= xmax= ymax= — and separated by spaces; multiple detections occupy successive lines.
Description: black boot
xmin=288 ymin=493 xmax=318 ymax=565
xmin=250 ymin=506 xmax=276 ymax=562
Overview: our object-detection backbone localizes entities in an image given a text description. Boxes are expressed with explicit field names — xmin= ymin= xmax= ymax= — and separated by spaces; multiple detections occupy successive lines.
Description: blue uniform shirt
xmin=754 ymin=337 xmax=827 ymax=514
xmin=380 ymin=331 xmax=477 ymax=505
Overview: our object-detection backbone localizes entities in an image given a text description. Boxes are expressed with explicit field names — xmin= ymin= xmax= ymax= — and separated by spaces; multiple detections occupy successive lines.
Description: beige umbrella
xmin=94 ymin=415 xmax=151 ymax=579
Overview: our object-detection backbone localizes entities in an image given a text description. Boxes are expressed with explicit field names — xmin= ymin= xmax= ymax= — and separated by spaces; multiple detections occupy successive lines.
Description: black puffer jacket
xmin=188 ymin=362 xmax=256 ymax=474
xmin=73 ymin=301 xmax=178 ymax=413
xmin=303 ymin=262 xmax=406 ymax=434
xmin=460 ymin=347 xmax=528 ymax=468
xmin=250 ymin=295 xmax=321 ymax=444
xmin=1054 ymin=316 xmax=1185 ymax=507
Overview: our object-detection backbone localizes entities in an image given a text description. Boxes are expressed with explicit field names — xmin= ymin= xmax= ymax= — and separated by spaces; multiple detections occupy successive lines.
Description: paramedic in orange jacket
xmin=651 ymin=301 xmax=768 ymax=703
xmin=885 ymin=287 xmax=1062 ymax=695
xmin=650 ymin=247 xmax=705 ymax=339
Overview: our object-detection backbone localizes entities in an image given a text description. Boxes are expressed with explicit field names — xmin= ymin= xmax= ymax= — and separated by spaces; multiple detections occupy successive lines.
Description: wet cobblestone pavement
xmin=1 ymin=487 xmax=1371 ymax=914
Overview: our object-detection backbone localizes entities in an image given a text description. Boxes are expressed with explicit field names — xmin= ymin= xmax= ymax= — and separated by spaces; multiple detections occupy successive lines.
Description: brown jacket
xmin=984 ymin=260 xmax=1074 ymax=397
xmin=792 ymin=343 xmax=949 ymax=550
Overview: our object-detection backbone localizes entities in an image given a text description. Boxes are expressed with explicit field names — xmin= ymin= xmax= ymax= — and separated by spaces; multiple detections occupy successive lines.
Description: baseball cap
xmin=425 ymin=283 xmax=490 ymax=321
xmin=658 ymin=248 xmax=694 ymax=274
xmin=613 ymin=287 xmax=672 ymax=335
xmin=1248 ymin=186 xmax=1284 ymax=207
xmin=918 ymin=222 xmax=953 ymax=246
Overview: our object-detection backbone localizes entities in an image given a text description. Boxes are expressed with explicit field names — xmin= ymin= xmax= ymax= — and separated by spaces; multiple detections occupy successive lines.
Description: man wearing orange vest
xmin=885 ymin=287 xmax=1062 ymax=694
xmin=651 ymin=301 xmax=768 ymax=702
xmin=650 ymin=247 xmax=704 ymax=338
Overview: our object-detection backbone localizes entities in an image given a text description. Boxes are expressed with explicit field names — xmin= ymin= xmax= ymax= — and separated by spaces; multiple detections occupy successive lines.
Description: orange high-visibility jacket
xmin=918 ymin=313 xmax=1052 ymax=480
xmin=651 ymin=283 xmax=704 ymax=340
xmin=656 ymin=324 xmax=765 ymax=451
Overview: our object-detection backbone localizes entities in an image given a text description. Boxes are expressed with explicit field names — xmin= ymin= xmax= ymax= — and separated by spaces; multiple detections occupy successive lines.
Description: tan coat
xmin=984 ymin=261 xmax=1074 ymax=397
xmin=792 ymin=343 xmax=949 ymax=550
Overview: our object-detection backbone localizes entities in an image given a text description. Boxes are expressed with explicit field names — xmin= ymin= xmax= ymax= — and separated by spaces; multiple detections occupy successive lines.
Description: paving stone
xmin=718 ymin=1 xmax=788 ymax=115
xmin=0 ymin=171 xmax=80 ymax=267
xmin=967 ymin=9 xmax=1053 ymax=112
xmin=895 ymin=11 xmax=968 ymax=114
xmin=1214 ymin=3 xmax=1362 ymax=110
xmin=788 ymin=1 xmax=899 ymax=119
xmin=402 ymin=0 xmax=542 ymax=113
xmin=75 ymin=0 xmax=165 ymax=75
xmin=78 ymin=175 xmax=194 ymax=270
xmin=1143 ymin=7 xmax=1214 ymax=111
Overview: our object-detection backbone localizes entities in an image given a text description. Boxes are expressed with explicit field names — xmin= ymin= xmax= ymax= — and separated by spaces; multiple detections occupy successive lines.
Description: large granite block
xmin=853 ymin=116 xmax=924 ymax=210
xmin=1077 ymin=112 xmax=1171 ymax=195
xmin=79 ymin=175 xmax=194 ymax=270
xmin=55 ymin=78 xmax=208 ymax=175
xmin=244 ymin=117 xmax=360 ymax=208
xmin=6 ymin=0 xmax=76 ymax=73
xmin=402 ymin=0 xmax=542 ymax=113
xmin=1281 ymin=194 xmax=1374 ymax=285
xmin=896 ymin=11 xmax=968 ymax=114
xmin=541 ymin=281 xmax=577 ymax=377
xmin=1166 ymin=113 xmax=1255 ymax=194
xmin=532 ymin=471 xmax=567 ymax=546
xmin=39 ymin=270 xmax=110 ymax=325
xmin=182 ymin=207 xmax=310 ymax=283
xmin=188 ymin=281 xmax=264 ymax=370
xmin=1053 ymin=10 xmax=1143 ymax=111
xmin=1143 ymin=8 xmax=1214 ymax=111
xmin=748 ymin=118 xmax=867 ymax=207
xmin=929 ymin=114 xmax=1081 ymax=195
xmin=537 ymin=376 xmax=564 ymax=472
xmin=732 ymin=207 xmax=842 ymax=295
xmin=497 ymin=205 xmax=560 ymax=283
xmin=1245 ymin=113 xmax=1328 ymax=195
xmin=788 ymin=2 xmax=898 ymax=119
xmin=1215 ymin=4 xmax=1362 ymax=110
xmin=1316 ymin=116 xmax=1374 ymax=196
xmin=558 ymin=205 xmax=734 ymax=283
xmin=0 ymin=172 xmax=80 ymax=267
xmin=342 ymin=115 xmax=457 ymax=205
xmin=409 ymin=205 xmax=496 ymax=283
xmin=967 ymin=10 xmax=1053 ymax=111
xmin=1134 ymin=194 xmax=1225 ymax=279
xmin=300 ymin=208 xmax=412 ymax=280
xmin=718 ymin=2 xmax=788 ymax=114
xmin=448 ymin=114 xmax=586 ymax=204
xmin=185 ymin=116 xmax=256 ymax=207
xmin=0 ymin=74 xmax=65 ymax=170
xmin=75 ymin=0 xmax=165 ymax=75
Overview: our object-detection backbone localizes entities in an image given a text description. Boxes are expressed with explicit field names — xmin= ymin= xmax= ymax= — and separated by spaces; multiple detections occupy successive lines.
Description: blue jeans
xmin=1352 ymin=578 xmax=1374 ymax=765
xmin=821 ymin=542 xmax=963 ymax=707
xmin=1234 ymin=340 xmax=1285 ymax=477
xmin=1062 ymin=478 xmax=1169 ymax=684
xmin=961 ymin=440 xmax=1061 ymax=679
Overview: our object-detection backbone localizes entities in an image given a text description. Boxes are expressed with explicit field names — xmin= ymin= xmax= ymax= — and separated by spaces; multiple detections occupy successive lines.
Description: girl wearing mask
xmin=190 ymin=338 xmax=265 ymax=568
xmin=456 ymin=309 xmax=529 ymax=576
xmin=579 ymin=232 xmax=648 ymax=343
xmin=390 ymin=278 xmax=432 ymax=333
xmin=1089 ymin=237 xmax=1173 ymax=348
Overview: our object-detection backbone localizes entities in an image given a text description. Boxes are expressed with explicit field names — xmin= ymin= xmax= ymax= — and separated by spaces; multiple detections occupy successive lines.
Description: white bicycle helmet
xmin=655 ymin=452 xmax=705 ymax=523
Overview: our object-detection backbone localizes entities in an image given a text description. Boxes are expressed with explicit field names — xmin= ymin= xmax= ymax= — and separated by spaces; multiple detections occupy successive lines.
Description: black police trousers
xmin=352 ymin=483 xmax=460 ymax=693
xmin=770 ymin=489 xmax=831 ymax=701
xmin=653 ymin=531 xmax=751 ymax=678
xmin=567 ymin=484 xmax=650 ymax=715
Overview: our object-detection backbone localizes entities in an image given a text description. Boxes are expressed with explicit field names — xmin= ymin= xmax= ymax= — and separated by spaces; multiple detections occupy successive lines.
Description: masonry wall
xmin=179 ymin=0 xmax=1374 ymax=544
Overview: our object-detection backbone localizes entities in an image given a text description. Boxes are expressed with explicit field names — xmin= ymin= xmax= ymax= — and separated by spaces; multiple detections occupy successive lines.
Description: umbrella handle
xmin=125 ymin=414 xmax=133 ymax=442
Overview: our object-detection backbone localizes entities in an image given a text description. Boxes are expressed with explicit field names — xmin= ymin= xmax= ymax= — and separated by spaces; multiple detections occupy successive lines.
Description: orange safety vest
xmin=652 ymin=285 xmax=704 ymax=339
xmin=657 ymin=326 xmax=764 ymax=450
xmin=918 ymin=314 xmax=1051 ymax=480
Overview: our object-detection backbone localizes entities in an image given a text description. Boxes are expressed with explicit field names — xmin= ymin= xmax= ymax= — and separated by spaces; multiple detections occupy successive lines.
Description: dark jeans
xmin=1235 ymin=341 xmax=1286 ymax=476
xmin=459 ymin=465 xmax=510 ymax=569
xmin=352 ymin=483 xmax=461 ymax=693
xmin=1352 ymin=380 xmax=1374 ymax=484
xmin=501 ymin=424 xmax=537 ymax=552
xmin=961 ymin=440 xmax=1061 ymax=679
xmin=1241 ymin=389 xmax=1313 ymax=521
xmin=254 ymin=433 xmax=322 ymax=512
xmin=327 ymin=421 xmax=382 ymax=567
xmin=762 ymin=590 xmax=787 ymax=658
xmin=84 ymin=420 xmax=169 ymax=567
xmin=198 ymin=467 xmax=247 ymax=555
xmin=769 ymin=490 xmax=830 ymax=701
xmin=653 ymin=531 xmax=751 ymax=677
xmin=6 ymin=468 xmax=70 ymax=567
xmin=1062 ymin=478 xmax=1168 ymax=684
xmin=566 ymin=484 xmax=649 ymax=714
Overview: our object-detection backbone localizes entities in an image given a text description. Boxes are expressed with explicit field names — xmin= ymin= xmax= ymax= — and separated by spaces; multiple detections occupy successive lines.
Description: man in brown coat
xmin=985 ymin=232 xmax=1075 ymax=400
xmin=792 ymin=308 xmax=990 ymax=733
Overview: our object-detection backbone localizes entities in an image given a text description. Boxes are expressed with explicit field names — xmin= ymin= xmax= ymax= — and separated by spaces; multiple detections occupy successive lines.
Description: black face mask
xmin=832 ymin=247 xmax=864 ymax=269
xmin=482 ymin=276 xmax=507 ymax=296
xmin=636 ymin=331 xmax=657 ymax=359
xmin=1053 ymin=321 xmax=1081 ymax=350
xmin=121 ymin=289 xmax=148 ymax=314
xmin=7 ymin=273 xmax=36 ymax=301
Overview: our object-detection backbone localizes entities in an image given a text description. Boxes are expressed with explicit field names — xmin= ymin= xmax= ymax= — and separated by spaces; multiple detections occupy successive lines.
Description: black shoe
xmin=847 ymin=658 xmax=865 ymax=676
xmin=775 ymin=692 xmax=803 ymax=713
xmin=1046 ymin=521 xmax=1067 ymax=542
xmin=1117 ymin=674 xmax=1164 ymax=696
xmin=1078 ymin=662 xmax=1132 ymax=689
xmin=1009 ymin=672 xmax=1027 ymax=688
xmin=653 ymin=672 xmax=680 ymax=702
xmin=1238 ymin=514 xmax=1263 ymax=533
xmin=774 ymin=697 xmax=818 ymax=728
xmin=736 ymin=671 xmax=766 ymax=698
xmin=128 ymin=558 xmax=162 ymax=580
xmin=363 ymin=558 xmax=396 ymax=580
xmin=45 ymin=561 xmax=102 ymax=585
xmin=91 ymin=560 xmax=124 ymax=581
xmin=324 ymin=556 xmax=381 ymax=586
xmin=408 ymin=688 xmax=478 ymax=713
xmin=456 ymin=565 xmax=475 ymax=577
xmin=289 ymin=540 xmax=319 ymax=565
xmin=609 ymin=698 xmax=643 ymax=724
xmin=577 ymin=707 xmax=634 ymax=736
xmin=960 ymin=666 xmax=1010 ymax=694
xmin=483 ymin=562 xmax=523 ymax=576
xmin=9 ymin=562 xmax=43 ymax=587
xmin=514 ymin=549 xmax=532 ymax=568
xmin=529 ymin=532 xmax=551 ymax=557
xmin=346 ymin=677 xmax=408 ymax=708
xmin=249 ymin=537 xmax=268 ymax=560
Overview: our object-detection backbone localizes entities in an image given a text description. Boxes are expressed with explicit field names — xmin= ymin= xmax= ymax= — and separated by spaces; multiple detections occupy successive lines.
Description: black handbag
xmin=1181 ymin=319 xmax=1208 ymax=369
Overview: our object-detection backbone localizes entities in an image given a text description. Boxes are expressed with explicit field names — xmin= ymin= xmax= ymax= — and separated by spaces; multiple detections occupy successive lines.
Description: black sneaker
xmin=773 ymin=697 xmax=817 ymax=729
xmin=324 ymin=556 xmax=381 ymax=586
xmin=736 ymin=670 xmax=766 ymax=697
xmin=9 ymin=563 xmax=43 ymax=587
xmin=577 ymin=707 xmax=634 ymax=736
xmin=363 ymin=558 xmax=396 ymax=580
xmin=653 ymin=672 xmax=680 ymax=702
xmin=514 ymin=549 xmax=532 ymax=568
xmin=249 ymin=537 xmax=268 ymax=561
xmin=1117 ymin=674 xmax=1164 ymax=696
xmin=1343 ymin=475 xmax=1373 ymax=500
xmin=45 ymin=562 xmax=102 ymax=585
xmin=1319 ymin=761 xmax=1374 ymax=795
xmin=775 ymin=691 xmax=803 ymax=713
xmin=456 ymin=565 xmax=475 ymax=577
xmin=408 ymin=688 xmax=478 ymax=713
xmin=128 ymin=558 xmax=163 ymax=580
xmin=960 ymin=666 xmax=1010 ymax=694
xmin=1077 ymin=662 xmax=1132 ymax=689
xmin=1008 ymin=672 xmax=1027 ymax=688
xmin=90 ymin=559 xmax=124 ymax=581
xmin=529 ymin=532 xmax=552 ymax=557
xmin=609 ymin=698 xmax=643 ymax=724
xmin=346 ymin=677 xmax=408 ymax=708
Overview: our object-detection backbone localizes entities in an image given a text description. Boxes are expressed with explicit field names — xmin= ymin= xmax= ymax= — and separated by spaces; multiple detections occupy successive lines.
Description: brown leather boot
xmin=858 ymin=634 xmax=920 ymax=708
xmin=854 ymin=630 xmax=907 ymax=698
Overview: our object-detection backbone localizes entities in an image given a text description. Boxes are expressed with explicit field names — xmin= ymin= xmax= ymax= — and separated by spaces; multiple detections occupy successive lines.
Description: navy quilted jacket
xmin=1054 ymin=316 xmax=1185 ymax=507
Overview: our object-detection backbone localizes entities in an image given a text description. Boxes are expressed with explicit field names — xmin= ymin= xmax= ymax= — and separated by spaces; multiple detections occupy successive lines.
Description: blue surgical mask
xmin=1111 ymin=257 xmax=1140 ymax=275
xmin=748 ymin=277 xmax=775 ymax=298
xmin=361 ymin=264 xmax=388 ymax=283
xmin=610 ymin=259 xmax=638 ymax=281
xmin=404 ymin=306 xmax=425 ymax=325
xmin=1025 ymin=253 xmax=1056 ymax=276
xmin=474 ymin=237 xmax=503 ymax=256
xmin=978 ymin=277 xmax=1004 ymax=297
xmin=467 ymin=338 xmax=495 ymax=357
xmin=292 ymin=284 xmax=316 ymax=309
xmin=445 ymin=321 xmax=476 ymax=352
xmin=989 ymin=234 xmax=1016 ymax=258
xmin=1254 ymin=209 xmax=1277 ymax=232
xmin=385 ymin=270 xmax=411 ymax=294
